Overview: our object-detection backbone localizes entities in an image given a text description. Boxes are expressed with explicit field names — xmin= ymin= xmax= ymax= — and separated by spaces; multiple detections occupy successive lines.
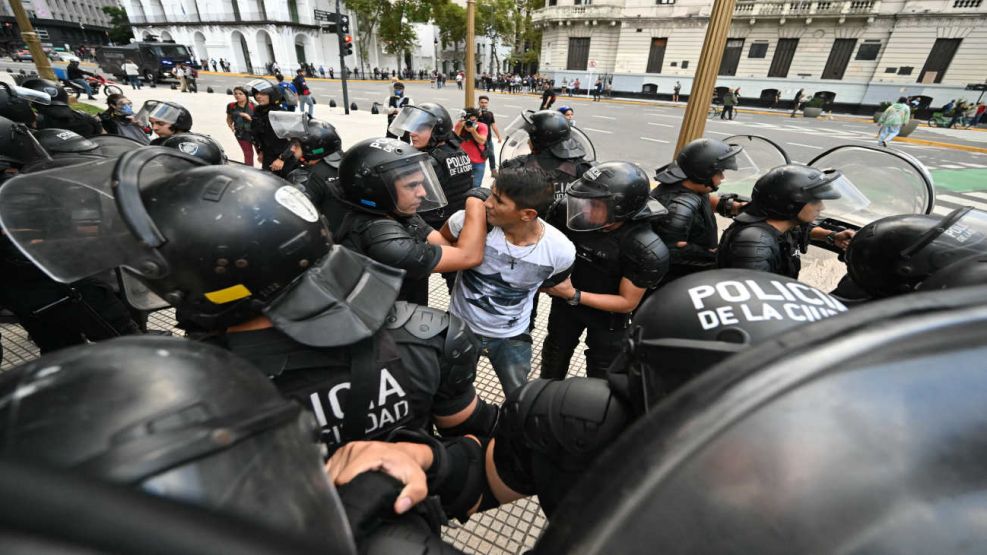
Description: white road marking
xmin=582 ymin=127 xmax=613 ymax=134
xmin=787 ymin=142 xmax=823 ymax=149
xmin=937 ymin=193 xmax=987 ymax=211
xmin=707 ymin=131 xmax=731 ymax=135
xmin=933 ymin=205 xmax=953 ymax=215
xmin=648 ymin=113 xmax=681 ymax=119
xmin=504 ymin=104 xmax=523 ymax=108
xmin=641 ymin=137 xmax=670 ymax=143
xmin=648 ymin=122 xmax=673 ymax=127
xmin=591 ymin=115 xmax=617 ymax=120
xmin=956 ymin=162 xmax=987 ymax=168
xmin=351 ymin=97 xmax=370 ymax=100
xmin=939 ymin=164 xmax=966 ymax=169
xmin=965 ymin=192 xmax=987 ymax=200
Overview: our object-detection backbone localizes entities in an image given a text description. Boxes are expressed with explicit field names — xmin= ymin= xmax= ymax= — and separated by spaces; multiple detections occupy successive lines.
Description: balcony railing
xmin=128 ymin=10 xmax=312 ymax=25
xmin=533 ymin=4 xmax=622 ymax=22
xmin=733 ymin=0 xmax=879 ymax=17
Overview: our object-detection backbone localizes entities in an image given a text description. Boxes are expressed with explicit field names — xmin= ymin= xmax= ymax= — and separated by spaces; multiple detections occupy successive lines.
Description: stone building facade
xmin=534 ymin=0 xmax=987 ymax=108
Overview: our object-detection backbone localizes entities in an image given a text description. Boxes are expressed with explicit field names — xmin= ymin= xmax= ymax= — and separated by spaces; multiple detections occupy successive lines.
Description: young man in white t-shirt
xmin=442 ymin=166 xmax=576 ymax=396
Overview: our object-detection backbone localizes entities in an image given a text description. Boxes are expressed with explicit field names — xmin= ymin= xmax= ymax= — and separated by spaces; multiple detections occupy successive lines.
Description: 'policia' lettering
xmin=688 ymin=279 xmax=847 ymax=331
xmin=308 ymin=368 xmax=411 ymax=446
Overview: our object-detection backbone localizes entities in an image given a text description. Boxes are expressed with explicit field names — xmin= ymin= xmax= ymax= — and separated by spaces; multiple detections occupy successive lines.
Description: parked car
xmin=11 ymin=50 xmax=32 ymax=62
xmin=52 ymin=51 xmax=81 ymax=63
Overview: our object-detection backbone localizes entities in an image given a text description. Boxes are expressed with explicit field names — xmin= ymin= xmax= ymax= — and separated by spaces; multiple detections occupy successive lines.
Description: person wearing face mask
xmin=717 ymin=165 xmax=856 ymax=278
xmin=99 ymin=94 xmax=149 ymax=144
xmin=385 ymin=82 xmax=412 ymax=141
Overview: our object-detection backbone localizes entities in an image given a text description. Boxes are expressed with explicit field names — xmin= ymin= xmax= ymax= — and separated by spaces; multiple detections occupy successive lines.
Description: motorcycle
xmin=61 ymin=73 xmax=124 ymax=99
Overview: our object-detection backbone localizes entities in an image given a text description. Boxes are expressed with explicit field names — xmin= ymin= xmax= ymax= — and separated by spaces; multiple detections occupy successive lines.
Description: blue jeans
xmin=127 ymin=75 xmax=141 ymax=89
xmin=471 ymin=162 xmax=486 ymax=188
xmin=71 ymin=78 xmax=93 ymax=97
xmin=298 ymin=94 xmax=315 ymax=116
xmin=478 ymin=333 xmax=532 ymax=397
xmin=878 ymin=125 xmax=901 ymax=145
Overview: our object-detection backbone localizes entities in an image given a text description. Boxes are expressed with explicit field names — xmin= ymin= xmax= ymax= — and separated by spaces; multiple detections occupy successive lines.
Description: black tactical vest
xmin=420 ymin=141 xmax=473 ymax=229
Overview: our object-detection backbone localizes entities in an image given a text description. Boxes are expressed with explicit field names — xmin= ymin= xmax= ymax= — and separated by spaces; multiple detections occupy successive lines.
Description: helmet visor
xmin=269 ymin=111 xmax=309 ymax=139
xmin=0 ymin=158 xmax=168 ymax=283
xmin=11 ymin=84 xmax=52 ymax=105
xmin=387 ymin=106 xmax=439 ymax=137
xmin=135 ymin=100 xmax=185 ymax=126
xmin=816 ymin=169 xmax=871 ymax=217
xmin=245 ymin=78 xmax=277 ymax=98
xmin=567 ymin=195 xmax=614 ymax=231
xmin=379 ymin=159 xmax=447 ymax=215
xmin=3 ymin=122 xmax=50 ymax=166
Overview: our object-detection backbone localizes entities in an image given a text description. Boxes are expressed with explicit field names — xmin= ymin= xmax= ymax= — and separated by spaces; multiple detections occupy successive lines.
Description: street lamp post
xmin=8 ymin=0 xmax=57 ymax=81
xmin=674 ymin=0 xmax=736 ymax=154
xmin=464 ymin=0 xmax=476 ymax=107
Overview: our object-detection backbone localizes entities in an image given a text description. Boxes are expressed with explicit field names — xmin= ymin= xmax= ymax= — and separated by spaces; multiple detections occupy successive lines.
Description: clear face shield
xmin=812 ymin=169 xmax=871 ymax=218
xmin=387 ymin=106 xmax=438 ymax=138
xmin=378 ymin=158 xmax=447 ymax=216
xmin=135 ymin=100 xmax=184 ymax=127
xmin=3 ymin=83 xmax=52 ymax=105
xmin=269 ymin=111 xmax=310 ymax=139
xmin=565 ymin=176 xmax=615 ymax=231
xmin=245 ymin=78 xmax=277 ymax=100
xmin=3 ymin=121 xmax=51 ymax=166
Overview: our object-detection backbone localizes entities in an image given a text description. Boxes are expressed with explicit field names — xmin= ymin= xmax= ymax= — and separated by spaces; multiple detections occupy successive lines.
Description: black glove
xmin=464 ymin=187 xmax=491 ymax=202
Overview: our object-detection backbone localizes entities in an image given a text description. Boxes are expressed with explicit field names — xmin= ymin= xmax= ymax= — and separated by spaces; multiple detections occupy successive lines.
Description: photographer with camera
xmin=453 ymin=107 xmax=489 ymax=188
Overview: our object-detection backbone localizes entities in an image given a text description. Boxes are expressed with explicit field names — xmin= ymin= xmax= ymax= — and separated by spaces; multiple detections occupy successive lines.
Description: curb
xmin=198 ymin=70 xmax=429 ymax=84
xmin=892 ymin=137 xmax=987 ymax=154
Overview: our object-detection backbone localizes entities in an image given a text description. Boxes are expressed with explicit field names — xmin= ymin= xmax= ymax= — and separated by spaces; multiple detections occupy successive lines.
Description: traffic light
xmin=344 ymin=35 xmax=353 ymax=56
xmin=339 ymin=14 xmax=350 ymax=35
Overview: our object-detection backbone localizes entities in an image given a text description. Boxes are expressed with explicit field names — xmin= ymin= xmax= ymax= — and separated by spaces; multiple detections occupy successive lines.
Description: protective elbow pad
xmin=437 ymin=397 xmax=500 ymax=438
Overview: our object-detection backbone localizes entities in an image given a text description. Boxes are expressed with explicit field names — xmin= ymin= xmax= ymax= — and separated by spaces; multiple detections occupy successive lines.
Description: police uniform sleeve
xmin=620 ymin=226 xmax=670 ymax=289
xmin=361 ymin=218 xmax=443 ymax=280
xmin=653 ymin=191 xmax=702 ymax=245
xmin=719 ymin=224 xmax=782 ymax=274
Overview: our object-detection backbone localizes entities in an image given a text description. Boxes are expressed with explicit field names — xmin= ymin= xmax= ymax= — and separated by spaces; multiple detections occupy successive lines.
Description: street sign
xmin=314 ymin=9 xmax=336 ymax=22
xmin=965 ymin=83 xmax=987 ymax=91
xmin=588 ymin=59 xmax=597 ymax=69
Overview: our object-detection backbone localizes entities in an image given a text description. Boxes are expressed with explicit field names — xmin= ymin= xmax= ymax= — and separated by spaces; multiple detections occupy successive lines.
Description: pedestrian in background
xmin=275 ymin=74 xmax=298 ymax=112
xmin=122 ymin=60 xmax=142 ymax=90
xmin=293 ymin=68 xmax=315 ymax=116
xmin=974 ymin=103 xmax=986 ymax=127
xmin=573 ymin=78 xmax=581 ymax=95
xmin=477 ymin=95 xmax=502 ymax=178
xmin=540 ymin=82 xmax=557 ymax=110
xmin=176 ymin=64 xmax=188 ymax=92
xmin=593 ymin=78 xmax=603 ymax=102
xmin=673 ymin=81 xmax=681 ymax=102
xmin=187 ymin=65 xmax=199 ymax=93
xmin=790 ymin=88 xmax=805 ymax=117
xmin=877 ymin=96 xmax=911 ymax=147
xmin=721 ymin=88 xmax=737 ymax=120
xmin=226 ymin=86 xmax=256 ymax=166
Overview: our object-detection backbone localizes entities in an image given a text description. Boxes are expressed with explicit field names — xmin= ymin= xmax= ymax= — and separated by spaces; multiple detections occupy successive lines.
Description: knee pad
xmin=433 ymin=435 xmax=493 ymax=523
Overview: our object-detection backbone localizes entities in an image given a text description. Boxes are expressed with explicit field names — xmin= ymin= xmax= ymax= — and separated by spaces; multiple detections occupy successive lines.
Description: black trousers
xmin=540 ymin=298 xmax=628 ymax=380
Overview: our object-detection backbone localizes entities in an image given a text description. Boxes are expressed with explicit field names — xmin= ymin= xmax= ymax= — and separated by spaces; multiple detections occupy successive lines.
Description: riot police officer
xmin=500 ymin=109 xmax=593 ymax=204
xmin=245 ymin=78 xmax=296 ymax=177
xmin=0 ymin=114 xmax=51 ymax=177
xmin=540 ymin=161 xmax=670 ymax=380
xmin=19 ymin=78 xmax=103 ymax=137
xmin=651 ymin=138 xmax=745 ymax=283
xmin=160 ymin=132 xmax=228 ymax=165
xmin=269 ymin=112 xmax=348 ymax=231
xmin=0 ymin=80 xmax=52 ymax=127
xmin=334 ymin=137 xmax=488 ymax=305
xmin=134 ymin=99 xmax=193 ymax=145
xmin=844 ymin=207 xmax=987 ymax=300
xmin=718 ymin=164 xmax=855 ymax=278
xmin=388 ymin=103 xmax=474 ymax=233
xmin=0 ymin=149 xmax=499 ymax=459
xmin=385 ymin=81 xmax=412 ymax=141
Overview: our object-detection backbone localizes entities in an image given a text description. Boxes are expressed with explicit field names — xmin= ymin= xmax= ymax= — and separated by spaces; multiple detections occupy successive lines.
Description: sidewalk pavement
xmin=80 ymin=86 xmax=500 ymax=186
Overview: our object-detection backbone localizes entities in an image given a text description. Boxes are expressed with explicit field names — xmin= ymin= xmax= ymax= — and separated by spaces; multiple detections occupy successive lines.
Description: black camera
xmin=464 ymin=119 xmax=474 ymax=128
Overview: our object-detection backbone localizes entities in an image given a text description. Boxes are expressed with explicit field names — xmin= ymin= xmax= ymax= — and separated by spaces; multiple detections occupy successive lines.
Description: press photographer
xmin=453 ymin=107 xmax=489 ymax=188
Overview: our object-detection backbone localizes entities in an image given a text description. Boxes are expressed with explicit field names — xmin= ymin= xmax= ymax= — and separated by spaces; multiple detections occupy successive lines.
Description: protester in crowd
xmin=877 ymin=96 xmax=911 ymax=147
xmin=540 ymin=82 xmax=557 ymax=110
xmin=122 ymin=60 xmax=142 ymax=90
xmin=98 ymin=93 xmax=149 ymax=144
xmin=293 ymin=68 xmax=315 ymax=116
xmin=226 ymin=86 xmax=256 ymax=166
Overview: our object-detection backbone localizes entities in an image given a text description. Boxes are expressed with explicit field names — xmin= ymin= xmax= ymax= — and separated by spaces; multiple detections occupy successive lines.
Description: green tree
xmin=506 ymin=0 xmax=542 ymax=74
xmin=432 ymin=1 xmax=466 ymax=71
xmin=348 ymin=0 xmax=438 ymax=75
xmin=102 ymin=6 xmax=134 ymax=45
xmin=477 ymin=0 xmax=514 ymax=73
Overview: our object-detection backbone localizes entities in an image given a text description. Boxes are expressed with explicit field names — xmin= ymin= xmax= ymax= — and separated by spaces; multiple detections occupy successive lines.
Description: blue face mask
xmin=119 ymin=104 xmax=134 ymax=115
xmin=395 ymin=89 xmax=403 ymax=97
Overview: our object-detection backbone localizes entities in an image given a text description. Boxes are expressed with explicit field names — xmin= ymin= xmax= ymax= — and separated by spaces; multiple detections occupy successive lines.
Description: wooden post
xmin=464 ymin=0 xmax=476 ymax=108
xmin=8 ymin=0 xmax=57 ymax=81
xmin=675 ymin=0 xmax=737 ymax=154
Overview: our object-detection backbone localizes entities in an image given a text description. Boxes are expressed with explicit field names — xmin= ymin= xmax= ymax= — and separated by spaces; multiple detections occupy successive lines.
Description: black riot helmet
xmin=0 ymin=147 xmax=330 ymax=330
xmin=918 ymin=254 xmax=987 ymax=292
xmin=540 ymin=284 xmax=987 ymax=555
xmin=388 ymin=102 xmax=453 ymax=147
xmin=337 ymin=137 xmax=448 ymax=216
xmin=268 ymin=111 xmax=343 ymax=165
xmin=747 ymin=164 xmax=843 ymax=220
xmin=847 ymin=208 xmax=987 ymax=299
xmin=565 ymin=160 xmax=667 ymax=231
xmin=0 ymin=115 xmax=50 ymax=169
xmin=610 ymin=268 xmax=847 ymax=414
xmin=161 ymin=132 xmax=228 ymax=165
xmin=246 ymin=77 xmax=282 ymax=103
xmin=0 ymin=81 xmax=51 ymax=125
xmin=135 ymin=99 xmax=193 ymax=133
xmin=0 ymin=336 xmax=357 ymax=554
xmin=656 ymin=138 xmax=742 ymax=187
xmin=523 ymin=109 xmax=585 ymax=158
xmin=33 ymin=127 xmax=100 ymax=154
xmin=19 ymin=77 xmax=69 ymax=106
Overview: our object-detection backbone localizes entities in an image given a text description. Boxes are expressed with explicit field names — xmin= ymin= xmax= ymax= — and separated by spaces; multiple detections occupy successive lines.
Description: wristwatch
xmin=567 ymin=290 xmax=581 ymax=306
xmin=825 ymin=231 xmax=839 ymax=246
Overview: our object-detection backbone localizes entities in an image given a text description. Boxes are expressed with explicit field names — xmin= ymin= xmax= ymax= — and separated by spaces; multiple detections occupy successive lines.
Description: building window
xmin=885 ymin=67 xmax=897 ymax=73
xmin=898 ymin=66 xmax=913 ymax=75
xmin=681 ymin=60 xmax=689 ymax=69
xmin=567 ymin=37 xmax=591 ymax=71
xmin=855 ymin=41 xmax=881 ymax=61
xmin=918 ymin=38 xmax=961 ymax=83
xmin=718 ymin=38 xmax=744 ymax=76
xmin=646 ymin=38 xmax=667 ymax=73
xmin=748 ymin=42 xmax=768 ymax=59
xmin=821 ymin=38 xmax=856 ymax=80
xmin=656 ymin=0 xmax=675 ymax=4
xmin=547 ymin=0 xmax=557 ymax=5
xmin=953 ymin=0 xmax=981 ymax=7
xmin=768 ymin=38 xmax=798 ymax=78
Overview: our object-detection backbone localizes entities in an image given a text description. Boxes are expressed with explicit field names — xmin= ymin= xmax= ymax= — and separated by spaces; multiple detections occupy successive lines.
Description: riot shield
xmin=809 ymin=145 xmax=935 ymax=229
xmin=537 ymin=286 xmax=987 ymax=555
xmin=716 ymin=134 xmax=790 ymax=196
xmin=499 ymin=119 xmax=597 ymax=163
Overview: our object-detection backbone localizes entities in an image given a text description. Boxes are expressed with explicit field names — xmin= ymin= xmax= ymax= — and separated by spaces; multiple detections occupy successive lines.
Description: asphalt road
xmin=6 ymin=59 xmax=987 ymax=215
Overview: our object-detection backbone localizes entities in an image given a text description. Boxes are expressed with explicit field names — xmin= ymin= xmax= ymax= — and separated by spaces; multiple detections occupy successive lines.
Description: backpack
xmin=278 ymin=82 xmax=298 ymax=106
xmin=190 ymin=68 xmax=199 ymax=78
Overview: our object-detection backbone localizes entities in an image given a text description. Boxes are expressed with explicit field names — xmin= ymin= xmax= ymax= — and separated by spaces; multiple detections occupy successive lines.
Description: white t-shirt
xmin=447 ymin=210 xmax=575 ymax=338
